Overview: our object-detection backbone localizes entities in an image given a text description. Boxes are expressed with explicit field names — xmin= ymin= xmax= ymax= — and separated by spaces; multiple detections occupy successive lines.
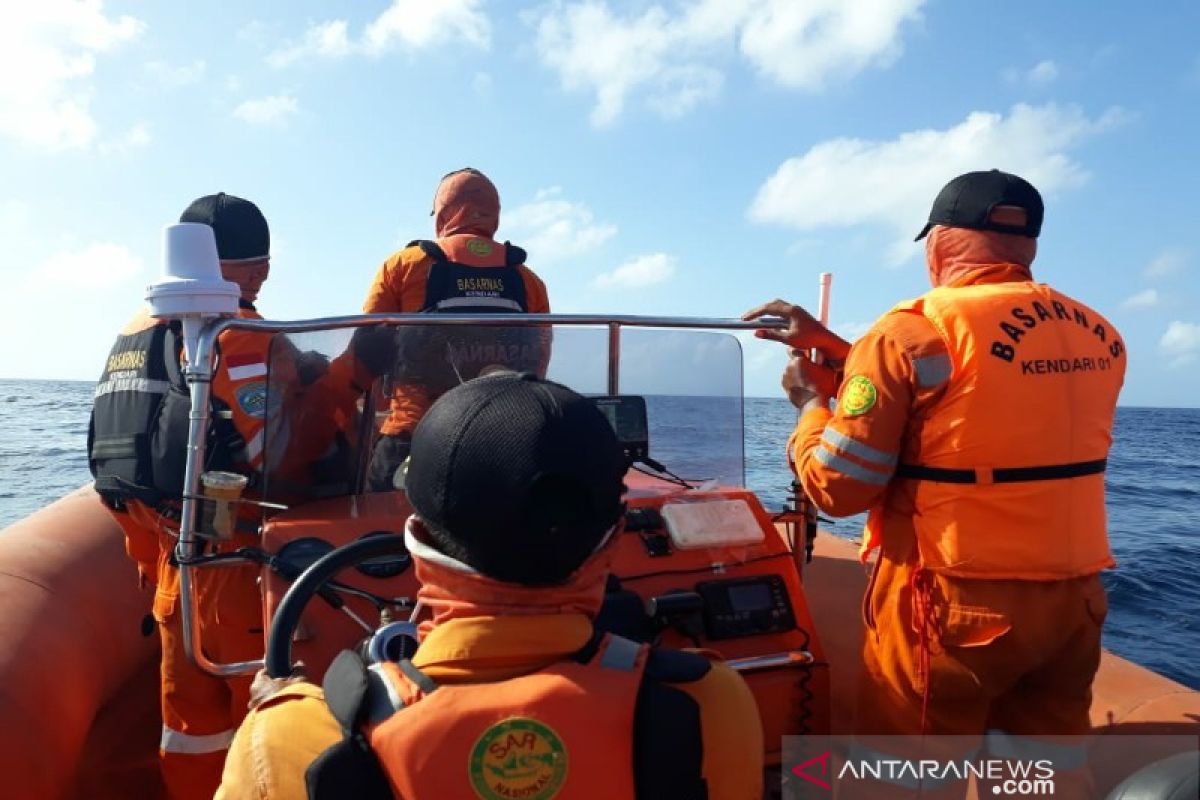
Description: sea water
xmin=1 ymin=379 xmax=1196 ymax=689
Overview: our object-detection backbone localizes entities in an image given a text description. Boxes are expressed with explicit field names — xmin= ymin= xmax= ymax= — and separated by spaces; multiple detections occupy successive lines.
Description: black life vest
xmin=415 ymin=239 xmax=529 ymax=314
xmin=87 ymin=315 xmax=244 ymax=511
xmin=387 ymin=240 xmax=544 ymax=389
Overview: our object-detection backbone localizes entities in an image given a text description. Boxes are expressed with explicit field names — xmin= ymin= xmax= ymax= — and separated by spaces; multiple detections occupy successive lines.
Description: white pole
xmin=812 ymin=272 xmax=832 ymax=363
xmin=817 ymin=272 xmax=832 ymax=328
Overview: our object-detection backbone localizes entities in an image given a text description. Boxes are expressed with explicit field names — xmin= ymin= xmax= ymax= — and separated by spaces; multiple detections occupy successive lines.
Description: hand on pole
xmin=741 ymin=299 xmax=851 ymax=362
xmin=782 ymin=350 xmax=839 ymax=413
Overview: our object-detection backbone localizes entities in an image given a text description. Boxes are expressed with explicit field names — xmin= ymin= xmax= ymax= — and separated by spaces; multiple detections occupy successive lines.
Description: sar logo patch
xmin=466 ymin=238 xmax=494 ymax=257
xmin=841 ymin=375 xmax=877 ymax=416
xmin=234 ymin=381 xmax=268 ymax=419
xmin=469 ymin=717 xmax=567 ymax=800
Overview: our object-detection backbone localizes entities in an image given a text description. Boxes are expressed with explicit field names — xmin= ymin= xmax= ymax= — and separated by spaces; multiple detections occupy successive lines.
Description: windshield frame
xmin=171 ymin=311 xmax=784 ymax=677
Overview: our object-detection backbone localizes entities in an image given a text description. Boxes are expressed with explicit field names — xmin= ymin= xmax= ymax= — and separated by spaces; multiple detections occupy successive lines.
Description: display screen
xmin=728 ymin=583 xmax=772 ymax=612
xmin=592 ymin=396 xmax=648 ymax=448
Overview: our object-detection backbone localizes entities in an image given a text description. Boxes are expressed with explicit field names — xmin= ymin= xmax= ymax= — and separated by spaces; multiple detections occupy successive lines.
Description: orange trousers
xmin=844 ymin=553 xmax=1107 ymax=798
xmin=146 ymin=522 xmax=263 ymax=800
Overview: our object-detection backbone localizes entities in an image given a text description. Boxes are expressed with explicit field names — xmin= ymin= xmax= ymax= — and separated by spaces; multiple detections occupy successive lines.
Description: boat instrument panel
xmin=258 ymin=479 xmax=830 ymax=762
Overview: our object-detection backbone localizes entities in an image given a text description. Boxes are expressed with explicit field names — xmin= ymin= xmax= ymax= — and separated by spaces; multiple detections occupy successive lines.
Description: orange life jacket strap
xmin=896 ymin=458 xmax=1107 ymax=484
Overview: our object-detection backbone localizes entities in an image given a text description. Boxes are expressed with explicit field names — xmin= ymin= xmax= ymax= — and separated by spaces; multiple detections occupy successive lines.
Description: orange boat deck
xmin=1 ymin=490 xmax=1198 ymax=798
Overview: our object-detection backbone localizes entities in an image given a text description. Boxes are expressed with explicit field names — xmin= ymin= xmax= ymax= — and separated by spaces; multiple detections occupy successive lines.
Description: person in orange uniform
xmin=216 ymin=372 xmax=764 ymax=800
xmin=90 ymin=194 xmax=289 ymax=800
xmin=746 ymin=170 xmax=1125 ymax=793
xmin=362 ymin=167 xmax=551 ymax=491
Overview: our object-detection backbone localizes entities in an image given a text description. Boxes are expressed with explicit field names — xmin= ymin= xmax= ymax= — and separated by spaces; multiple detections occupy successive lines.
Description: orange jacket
xmin=369 ymin=633 xmax=646 ymax=800
xmin=363 ymin=234 xmax=551 ymax=435
xmin=216 ymin=535 xmax=763 ymax=800
xmin=790 ymin=227 xmax=1126 ymax=580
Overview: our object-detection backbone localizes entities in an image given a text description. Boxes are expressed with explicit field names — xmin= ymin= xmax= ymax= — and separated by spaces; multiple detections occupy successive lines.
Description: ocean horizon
xmin=2 ymin=378 xmax=1197 ymax=691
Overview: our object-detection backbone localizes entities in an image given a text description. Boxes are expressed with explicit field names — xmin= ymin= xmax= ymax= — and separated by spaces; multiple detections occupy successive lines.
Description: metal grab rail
xmin=177 ymin=312 xmax=786 ymax=677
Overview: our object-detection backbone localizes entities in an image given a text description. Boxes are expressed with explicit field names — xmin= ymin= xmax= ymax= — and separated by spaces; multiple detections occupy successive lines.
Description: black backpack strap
xmin=411 ymin=239 xmax=448 ymax=264
xmin=634 ymin=649 xmax=711 ymax=800
xmin=162 ymin=321 xmax=186 ymax=391
xmin=306 ymin=651 xmax=396 ymax=800
xmin=503 ymin=241 xmax=527 ymax=267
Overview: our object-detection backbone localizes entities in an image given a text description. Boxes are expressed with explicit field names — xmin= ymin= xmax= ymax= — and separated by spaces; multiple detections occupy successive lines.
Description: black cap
xmin=406 ymin=372 xmax=627 ymax=586
xmin=179 ymin=193 xmax=270 ymax=260
xmin=915 ymin=170 xmax=1043 ymax=241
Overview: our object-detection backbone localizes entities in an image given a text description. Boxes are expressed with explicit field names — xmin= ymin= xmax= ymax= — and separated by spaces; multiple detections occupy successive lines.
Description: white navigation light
xmin=146 ymin=223 xmax=239 ymax=318
xmin=146 ymin=223 xmax=240 ymax=366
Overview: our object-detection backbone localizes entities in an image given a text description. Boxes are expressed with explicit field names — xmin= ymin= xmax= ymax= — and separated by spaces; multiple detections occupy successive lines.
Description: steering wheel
xmin=265 ymin=533 xmax=410 ymax=678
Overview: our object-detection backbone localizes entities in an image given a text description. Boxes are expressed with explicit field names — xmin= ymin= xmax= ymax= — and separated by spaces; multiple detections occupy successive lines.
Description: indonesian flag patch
xmin=225 ymin=352 xmax=267 ymax=381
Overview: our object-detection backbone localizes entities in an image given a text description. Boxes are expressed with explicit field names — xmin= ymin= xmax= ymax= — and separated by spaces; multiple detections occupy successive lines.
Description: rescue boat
xmin=0 ymin=233 xmax=1196 ymax=799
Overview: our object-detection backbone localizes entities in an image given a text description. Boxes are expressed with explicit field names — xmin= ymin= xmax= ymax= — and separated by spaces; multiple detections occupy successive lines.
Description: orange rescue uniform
xmin=217 ymin=536 xmax=763 ymax=800
xmin=788 ymin=229 xmax=1125 ymax=759
xmin=101 ymin=305 xmax=271 ymax=800
xmin=363 ymin=233 xmax=551 ymax=435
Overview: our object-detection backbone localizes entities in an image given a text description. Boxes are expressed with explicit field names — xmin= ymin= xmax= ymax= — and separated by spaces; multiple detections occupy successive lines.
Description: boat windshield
xmin=256 ymin=321 xmax=745 ymax=506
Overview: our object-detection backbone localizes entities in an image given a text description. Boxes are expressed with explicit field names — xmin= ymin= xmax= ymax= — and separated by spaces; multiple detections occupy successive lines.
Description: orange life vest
xmin=368 ymin=634 xmax=646 ymax=800
xmin=869 ymin=281 xmax=1125 ymax=580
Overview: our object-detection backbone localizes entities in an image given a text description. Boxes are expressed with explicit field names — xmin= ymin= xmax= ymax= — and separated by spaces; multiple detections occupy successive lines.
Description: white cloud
xmin=1005 ymin=59 xmax=1058 ymax=86
xmin=1121 ymin=288 xmax=1159 ymax=310
xmin=592 ymin=253 xmax=677 ymax=289
xmin=26 ymin=242 xmax=144 ymax=290
xmin=529 ymin=0 xmax=924 ymax=126
xmin=1027 ymin=60 xmax=1059 ymax=84
xmin=1160 ymin=321 xmax=1200 ymax=367
xmin=748 ymin=103 xmax=1126 ymax=265
xmin=0 ymin=1 xmax=145 ymax=150
xmin=98 ymin=121 xmax=152 ymax=155
xmin=145 ymin=59 xmax=206 ymax=87
xmin=268 ymin=0 xmax=489 ymax=67
xmin=1144 ymin=247 xmax=1188 ymax=278
xmin=503 ymin=188 xmax=618 ymax=265
xmin=233 ymin=94 xmax=298 ymax=126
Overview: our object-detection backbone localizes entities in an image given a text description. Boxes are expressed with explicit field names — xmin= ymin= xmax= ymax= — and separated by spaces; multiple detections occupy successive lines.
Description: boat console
xmin=258 ymin=472 xmax=830 ymax=761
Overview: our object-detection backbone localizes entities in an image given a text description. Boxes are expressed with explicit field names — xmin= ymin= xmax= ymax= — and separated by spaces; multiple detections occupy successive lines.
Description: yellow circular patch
xmin=467 ymin=238 xmax=494 ymax=257
xmin=841 ymin=375 xmax=877 ymax=416
xmin=469 ymin=717 xmax=568 ymax=800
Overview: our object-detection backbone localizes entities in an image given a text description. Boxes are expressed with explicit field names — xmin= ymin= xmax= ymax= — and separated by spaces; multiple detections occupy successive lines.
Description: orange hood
xmin=403 ymin=519 xmax=614 ymax=639
xmin=433 ymin=169 xmax=500 ymax=238
xmin=925 ymin=224 xmax=1036 ymax=287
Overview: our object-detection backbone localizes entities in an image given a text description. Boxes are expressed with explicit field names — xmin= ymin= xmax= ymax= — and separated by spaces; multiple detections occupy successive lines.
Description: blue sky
xmin=0 ymin=0 xmax=1197 ymax=406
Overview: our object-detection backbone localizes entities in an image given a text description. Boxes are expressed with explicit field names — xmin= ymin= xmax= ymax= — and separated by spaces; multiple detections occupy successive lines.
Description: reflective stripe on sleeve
xmin=814 ymin=447 xmax=892 ymax=485
xmin=159 ymin=725 xmax=235 ymax=754
xmin=599 ymin=635 xmax=641 ymax=671
xmin=821 ymin=428 xmax=898 ymax=468
xmin=245 ymin=430 xmax=264 ymax=463
xmin=912 ymin=353 xmax=952 ymax=388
